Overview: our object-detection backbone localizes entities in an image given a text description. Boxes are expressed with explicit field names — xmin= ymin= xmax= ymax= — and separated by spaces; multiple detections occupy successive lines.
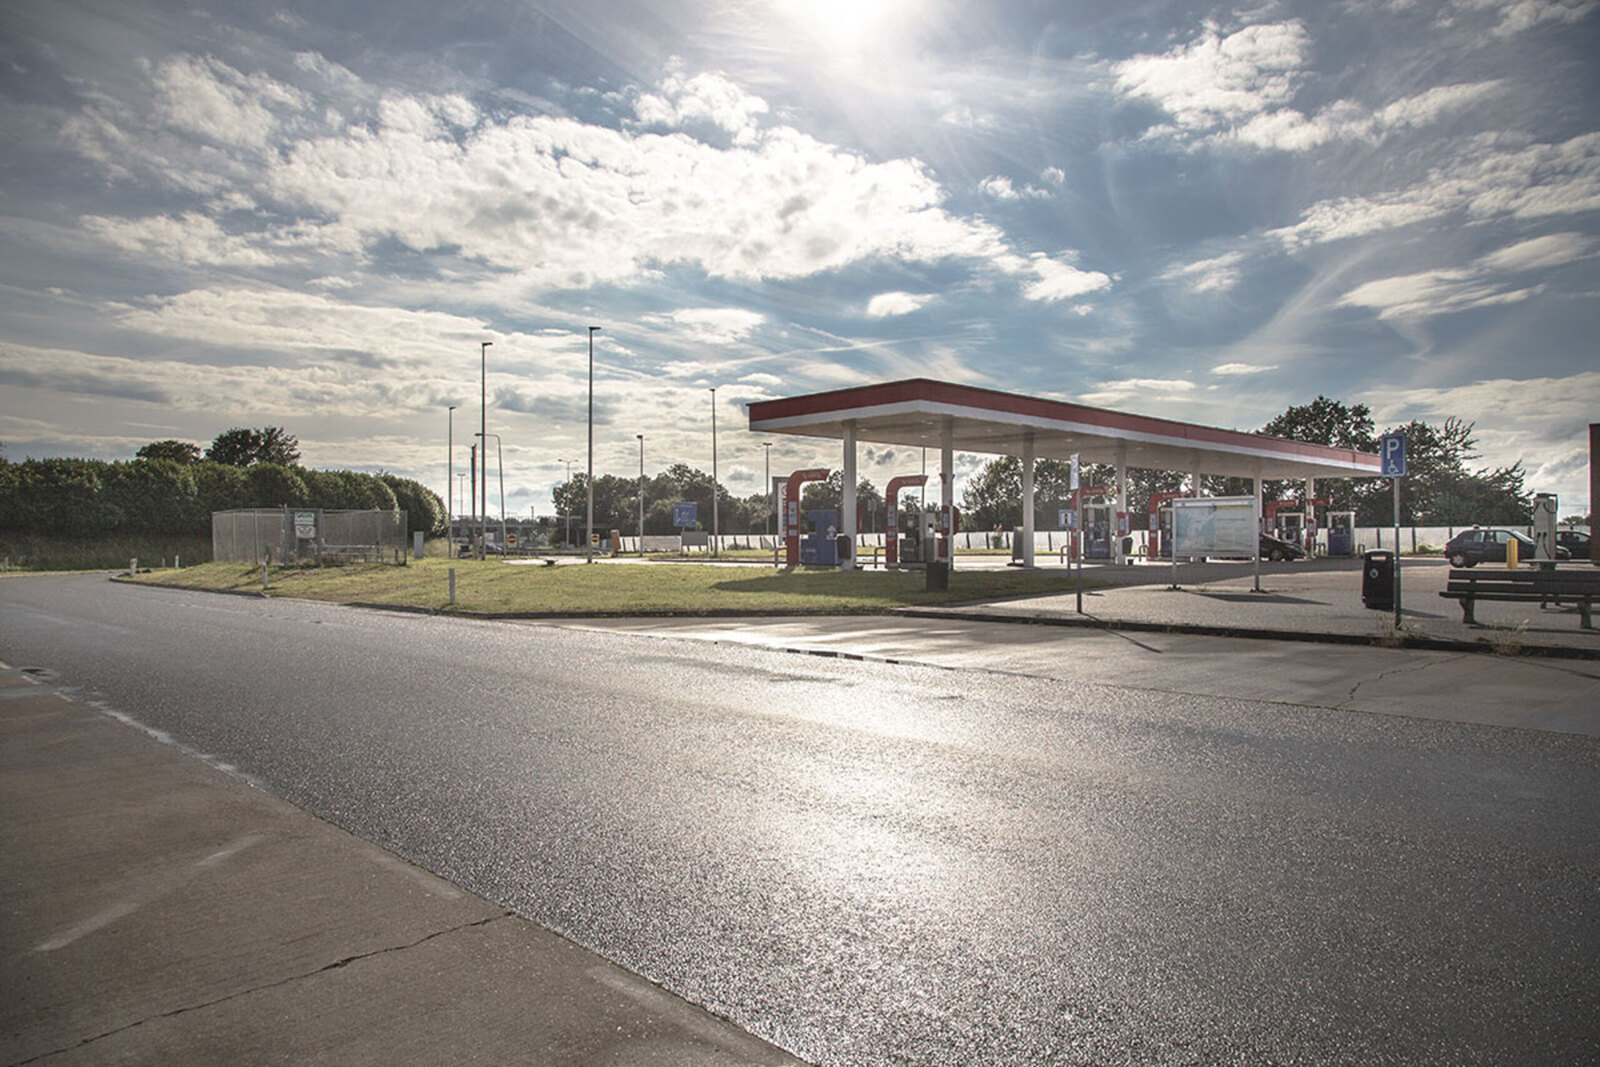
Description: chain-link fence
xmin=212 ymin=508 xmax=408 ymax=564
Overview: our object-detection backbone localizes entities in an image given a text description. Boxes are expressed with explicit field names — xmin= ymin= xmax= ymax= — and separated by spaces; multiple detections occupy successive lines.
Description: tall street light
xmin=709 ymin=386 xmax=719 ymax=556
xmin=476 ymin=432 xmax=505 ymax=553
xmin=762 ymin=441 xmax=773 ymax=538
xmin=586 ymin=326 xmax=600 ymax=564
xmin=636 ymin=433 xmax=645 ymax=551
xmin=447 ymin=405 xmax=457 ymax=537
xmin=480 ymin=341 xmax=492 ymax=560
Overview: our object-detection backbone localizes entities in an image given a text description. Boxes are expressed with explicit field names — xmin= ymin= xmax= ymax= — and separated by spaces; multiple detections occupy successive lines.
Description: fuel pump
xmin=1327 ymin=511 xmax=1356 ymax=556
xmin=800 ymin=509 xmax=839 ymax=566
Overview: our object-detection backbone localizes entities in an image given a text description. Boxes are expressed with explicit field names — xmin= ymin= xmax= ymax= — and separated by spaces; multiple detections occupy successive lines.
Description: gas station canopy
xmin=747 ymin=379 xmax=1381 ymax=481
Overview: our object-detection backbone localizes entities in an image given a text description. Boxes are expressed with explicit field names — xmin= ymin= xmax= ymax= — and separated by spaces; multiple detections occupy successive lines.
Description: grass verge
xmin=131 ymin=558 xmax=1105 ymax=615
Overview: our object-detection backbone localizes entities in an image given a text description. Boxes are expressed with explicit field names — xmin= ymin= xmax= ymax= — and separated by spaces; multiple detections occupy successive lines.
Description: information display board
xmin=1171 ymin=497 xmax=1257 ymax=558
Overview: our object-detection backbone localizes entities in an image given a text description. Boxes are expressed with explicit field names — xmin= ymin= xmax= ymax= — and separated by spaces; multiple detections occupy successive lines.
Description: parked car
xmin=1259 ymin=533 xmax=1306 ymax=561
xmin=1556 ymin=528 xmax=1591 ymax=560
xmin=1444 ymin=528 xmax=1570 ymax=567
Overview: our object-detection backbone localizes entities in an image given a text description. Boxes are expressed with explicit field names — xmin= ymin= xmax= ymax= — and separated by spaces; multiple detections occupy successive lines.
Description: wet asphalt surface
xmin=4 ymin=575 xmax=1599 ymax=1065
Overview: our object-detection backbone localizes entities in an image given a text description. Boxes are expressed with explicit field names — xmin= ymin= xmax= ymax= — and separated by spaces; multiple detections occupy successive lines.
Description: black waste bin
xmin=835 ymin=534 xmax=852 ymax=564
xmin=926 ymin=558 xmax=949 ymax=591
xmin=1362 ymin=549 xmax=1395 ymax=610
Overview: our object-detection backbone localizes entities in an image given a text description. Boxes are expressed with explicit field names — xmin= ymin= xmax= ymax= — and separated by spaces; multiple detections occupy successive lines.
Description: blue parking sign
xmin=1380 ymin=432 xmax=1406 ymax=478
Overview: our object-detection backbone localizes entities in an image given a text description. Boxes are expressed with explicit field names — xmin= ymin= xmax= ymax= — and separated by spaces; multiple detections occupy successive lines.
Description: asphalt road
xmin=4 ymin=575 xmax=1598 ymax=1065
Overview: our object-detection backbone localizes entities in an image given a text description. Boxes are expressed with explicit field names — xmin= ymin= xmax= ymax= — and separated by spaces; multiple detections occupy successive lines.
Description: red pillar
xmin=883 ymin=474 xmax=927 ymax=568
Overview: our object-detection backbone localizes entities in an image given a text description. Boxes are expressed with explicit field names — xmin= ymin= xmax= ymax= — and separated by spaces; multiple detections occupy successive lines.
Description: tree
xmin=799 ymin=471 xmax=883 ymax=530
xmin=1256 ymin=396 xmax=1379 ymax=512
xmin=136 ymin=440 xmax=202 ymax=464
xmin=1358 ymin=417 xmax=1530 ymax=525
xmin=380 ymin=474 xmax=447 ymax=538
xmin=205 ymin=427 xmax=301 ymax=467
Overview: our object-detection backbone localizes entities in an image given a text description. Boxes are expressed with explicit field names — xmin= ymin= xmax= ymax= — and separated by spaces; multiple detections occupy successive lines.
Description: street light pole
xmin=710 ymin=386 xmax=719 ymax=556
xmin=763 ymin=441 xmax=772 ymax=537
xmin=637 ymin=433 xmax=645 ymax=552
xmin=447 ymin=405 xmax=457 ymax=538
xmin=480 ymin=341 xmax=491 ymax=560
xmin=587 ymin=326 xmax=600 ymax=564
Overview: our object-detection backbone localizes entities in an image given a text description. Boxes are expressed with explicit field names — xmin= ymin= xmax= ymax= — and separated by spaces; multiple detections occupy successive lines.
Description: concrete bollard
xmin=129 ymin=558 xmax=137 ymax=574
xmin=262 ymin=562 xmax=269 ymax=590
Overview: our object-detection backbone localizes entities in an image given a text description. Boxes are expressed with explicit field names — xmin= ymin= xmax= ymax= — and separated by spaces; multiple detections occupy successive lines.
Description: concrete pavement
xmin=0 ymin=661 xmax=807 ymax=1067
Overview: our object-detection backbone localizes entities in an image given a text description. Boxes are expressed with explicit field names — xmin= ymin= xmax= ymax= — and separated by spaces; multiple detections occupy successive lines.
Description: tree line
xmin=959 ymin=398 xmax=1534 ymax=529
xmin=549 ymin=465 xmax=903 ymax=537
xmin=0 ymin=427 xmax=445 ymax=541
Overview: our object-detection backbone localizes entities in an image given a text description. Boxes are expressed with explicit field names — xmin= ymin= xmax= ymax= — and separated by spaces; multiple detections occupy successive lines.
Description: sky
xmin=1 ymin=0 xmax=1597 ymax=521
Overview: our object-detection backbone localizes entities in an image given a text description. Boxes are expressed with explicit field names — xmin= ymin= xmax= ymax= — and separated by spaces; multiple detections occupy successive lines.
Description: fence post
xmin=261 ymin=562 xmax=269 ymax=591
xmin=449 ymin=567 xmax=457 ymax=606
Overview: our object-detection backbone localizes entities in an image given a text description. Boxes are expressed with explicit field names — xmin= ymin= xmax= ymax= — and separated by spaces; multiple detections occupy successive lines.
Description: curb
xmin=112 ymin=576 xmax=1599 ymax=661
xmin=891 ymin=607 xmax=1600 ymax=661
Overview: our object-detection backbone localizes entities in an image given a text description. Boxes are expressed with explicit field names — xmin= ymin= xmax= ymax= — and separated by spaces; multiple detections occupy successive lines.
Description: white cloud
xmin=1114 ymin=20 xmax=1500 ymax=153
xmin=979 ymin=176 xmax=1051 ymax=200
xmin=1338 ymin=269 xmax=1541 ymax=320
xmin=1016 ymin=254 xmax=1113 ymax=303
xmin=79 ymin=213 xmax=277 ymax=267
xmin=1161 ymin=251 xmax=1246 ymax=293
xmin=1114 ymin=21 xmax=1310 ymax=132
xmin=59 ymin=54 xmax=1113 ymax=308
xmin=1272 ymin=132 xmax=1600 ymax=248
xmin=1475 ymin=232 xmax=1594 ymax=272
xmin=152 ymin=55 xmax=308 ymax=148
xmin=1212 ymin=361 xmax=1277 ymax=375
xmin=653 ymin=307 xmax=767 ymax=344
xmin=1040 ymin=166 xmax=1066 ymax=186
xmin=1077 ymin=377 xmax=1199 ymax=408
xmin=1456 ymin=0 xmax=1600 ymax=38
xmin=867 ymin=291 xmax=934 ymax=317
xmin=633 ymin=65 xmax=770 ymax=144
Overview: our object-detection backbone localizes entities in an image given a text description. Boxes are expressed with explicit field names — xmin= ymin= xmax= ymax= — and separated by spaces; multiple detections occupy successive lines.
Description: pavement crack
xmin=1341 ymin=653 xmax=1465 ymax=708
xmin=10 ymin=912 xmax=515 ymax=1065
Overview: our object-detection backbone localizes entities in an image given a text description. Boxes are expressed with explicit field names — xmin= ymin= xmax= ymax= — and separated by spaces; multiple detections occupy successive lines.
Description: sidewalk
xmin=0 ymin=663 xmax=805 ymax=1067
xmin=914 ymin=556 xmax=1600 ymax=657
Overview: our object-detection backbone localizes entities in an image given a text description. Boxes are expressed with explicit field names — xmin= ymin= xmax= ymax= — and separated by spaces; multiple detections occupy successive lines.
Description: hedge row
xmin=0 ymin=458 xmax=446 ymax=539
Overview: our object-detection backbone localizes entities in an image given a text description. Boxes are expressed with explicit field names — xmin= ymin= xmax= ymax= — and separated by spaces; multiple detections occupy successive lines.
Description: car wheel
xmin=1449 ymin=552 xmax=1468 ymax=568
xmin=1268 ymin=548 xmax=1284 ymax=561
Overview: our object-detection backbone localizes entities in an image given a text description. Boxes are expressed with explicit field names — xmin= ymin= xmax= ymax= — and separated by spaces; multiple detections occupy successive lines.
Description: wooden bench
xmin=1440 ymin=567 xmax=1598 ymax=629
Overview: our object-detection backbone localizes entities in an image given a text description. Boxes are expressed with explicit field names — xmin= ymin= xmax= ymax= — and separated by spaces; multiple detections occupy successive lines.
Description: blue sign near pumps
xmin=673 ymin=501 xmax=698 ymax=528
xmin=1380 ymin=432 xmax=1407 ymax=478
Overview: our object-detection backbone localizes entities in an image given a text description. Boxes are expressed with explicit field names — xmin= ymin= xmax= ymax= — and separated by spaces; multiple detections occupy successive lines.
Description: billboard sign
xmin=672 ymin=501 xmax=698 ymax=528
xmin=1172 ymin=497 xmax=1257 ymax=557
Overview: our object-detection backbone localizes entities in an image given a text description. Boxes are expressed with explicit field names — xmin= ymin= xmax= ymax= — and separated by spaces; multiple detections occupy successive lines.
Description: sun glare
xmin=775 ymin=0 xmax=914 ymax=53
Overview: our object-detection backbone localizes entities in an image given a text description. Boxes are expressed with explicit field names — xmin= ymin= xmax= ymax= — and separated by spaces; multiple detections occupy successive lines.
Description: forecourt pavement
xmin=0 ymin=661 xmax=806 ymax=1067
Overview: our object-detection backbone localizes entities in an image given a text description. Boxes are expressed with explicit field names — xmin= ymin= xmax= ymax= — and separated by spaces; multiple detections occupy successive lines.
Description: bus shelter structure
xmin=747 ymin=379 xmax=1383 ymax=568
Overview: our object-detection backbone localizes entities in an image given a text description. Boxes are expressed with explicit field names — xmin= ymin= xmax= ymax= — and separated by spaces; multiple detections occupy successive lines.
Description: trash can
xmin=1011 ymin=528 xmax=1025 ymax=562
xmin=926 ymin=558 xmax=949 ymax=591
xmin=1362 ymin=550 xmax=1395 ymax=610
xmin=835 ymin=534 xmax=852 ymax=564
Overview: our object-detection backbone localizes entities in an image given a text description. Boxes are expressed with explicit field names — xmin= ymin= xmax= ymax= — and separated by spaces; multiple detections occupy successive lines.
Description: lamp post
xmin=477 ymin=432 xmax=505 ymax=553
xmin=762 ymin=441 xmax=773 ymax=538
xmin=447 ymin=405 xmax=457 ymax=537
xmin=586 ymin=326 xmax=600 ymax=564
xmin=636 ymin=433 xmax=645 ymax=551
xmin=455 ymin=472 xmax=467 ymax=546
xmin=710 ymin=386 xmax=719 ymax=556
xmin=479 ymin=341 xmax=491 ymax=560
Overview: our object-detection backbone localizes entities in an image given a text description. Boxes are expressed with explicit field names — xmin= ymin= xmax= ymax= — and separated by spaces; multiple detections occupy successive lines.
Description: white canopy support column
xmin=841 ymin=419 xmax=858 ymax=571
xmin=1114 ymin=449 xmax=1128 ymax=565
xmin=1021 ymin=433 xmax=1036 ymax=568
xmin=941 ymin=422 xmax=955 ymax=569
xmin=1306 ymin=477 xmax=1317 ymax=554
